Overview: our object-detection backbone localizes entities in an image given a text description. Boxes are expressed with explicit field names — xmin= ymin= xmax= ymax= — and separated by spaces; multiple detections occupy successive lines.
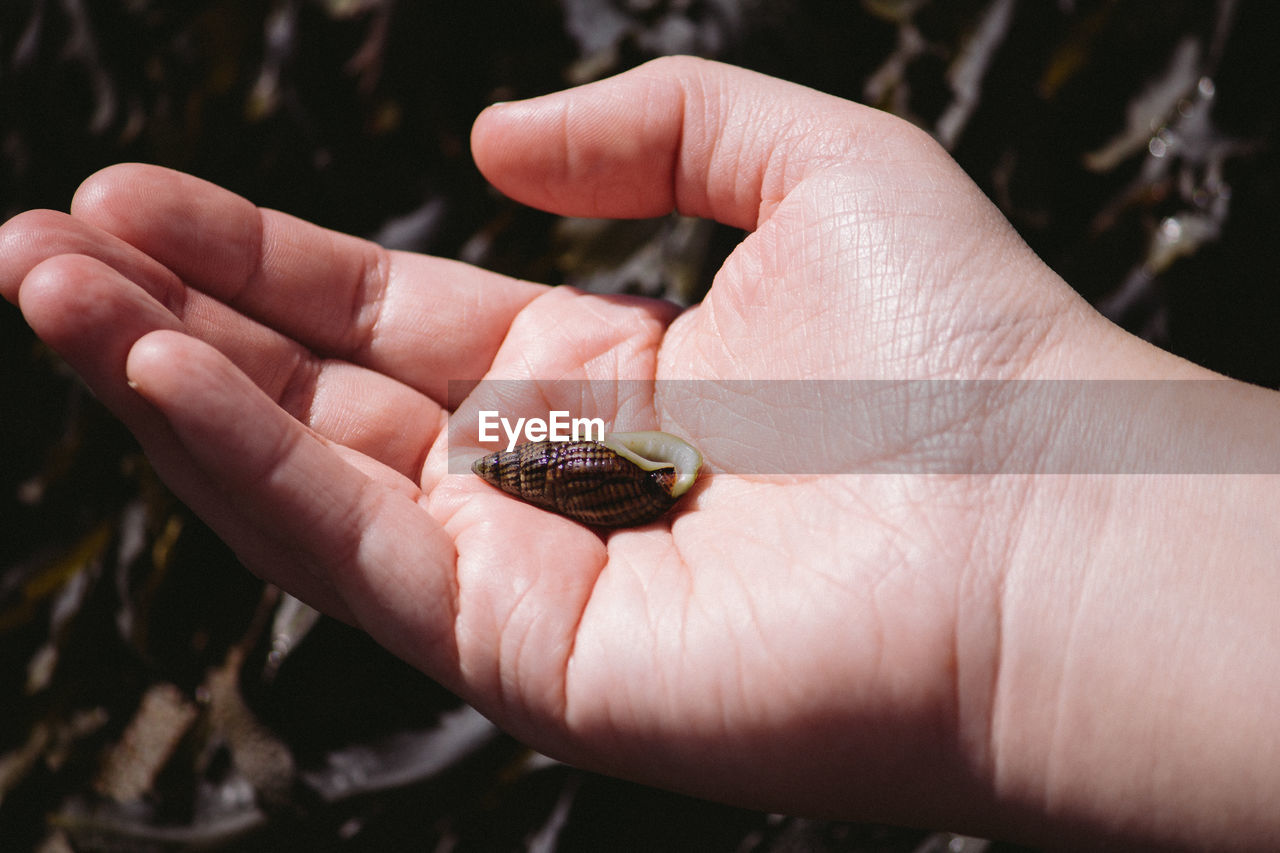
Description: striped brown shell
xmin=471 ymin=432 xmax=702 ymax=527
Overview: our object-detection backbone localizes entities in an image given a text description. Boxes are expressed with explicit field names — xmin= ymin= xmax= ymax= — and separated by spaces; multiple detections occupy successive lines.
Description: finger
xmin=125 ymin=330 xmax=464 ymax=682
xmin=16 ymin=253 xmax=185 ymax=419
xmin=471 ymin=55 xmax=939 ymax=230
xmin=2 ymin=211 xmax=317 ymax=407
xmin=12 ymin=256 xmax=362 ymax=620
xmin=0 ymin=209 xmax=184 ymax=309
xmin=71 ymin=164 xmax=545 ymax=401
xmin=0 ymin=210 xmax=305 ymax=378
xmin=127 ymin=328 xmax=637 ymax=739
xmin=12 ymin=248 xmax=443 ymax=480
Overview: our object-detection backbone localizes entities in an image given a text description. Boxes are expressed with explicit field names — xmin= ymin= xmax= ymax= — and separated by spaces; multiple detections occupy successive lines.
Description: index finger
xmin=70 ymin=164 xmax=544 ymax=402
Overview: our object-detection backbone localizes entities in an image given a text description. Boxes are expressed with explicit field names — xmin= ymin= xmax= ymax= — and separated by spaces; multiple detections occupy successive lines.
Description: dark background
xmin=2 ymin=1 xmax=1275 ymax=850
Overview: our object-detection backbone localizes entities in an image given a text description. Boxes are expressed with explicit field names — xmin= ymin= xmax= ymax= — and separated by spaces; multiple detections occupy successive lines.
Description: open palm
xmin=2 ymin=57 xmax=1184 ymax=828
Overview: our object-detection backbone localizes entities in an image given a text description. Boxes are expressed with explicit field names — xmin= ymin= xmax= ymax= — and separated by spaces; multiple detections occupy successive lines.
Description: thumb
xmin=470 ymin=56 xmax=940 ymax=230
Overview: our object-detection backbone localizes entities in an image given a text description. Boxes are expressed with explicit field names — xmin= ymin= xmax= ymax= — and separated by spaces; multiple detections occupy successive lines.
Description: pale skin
xmin=2 ymin=57 xmax=1278 ymax=848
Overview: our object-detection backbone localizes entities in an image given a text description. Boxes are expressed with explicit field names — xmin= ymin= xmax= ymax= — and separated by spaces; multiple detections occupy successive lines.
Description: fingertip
xmin=469 ymin=101 xmax=515 ymax=180
xmin=15 ymin=252 xmax=81 ymax=319
xmin=125 ymin=329 xmax=206 ymax=403
xmin=18 ymin=253 xmax=153 ymax=353
xmin=71 ymin=163 xmax=192 ymax=216
xmin=470 ymin=99 xmax=525 ymax=161
xmin=71 ymin=163 xmax=155 ymax=219
xmin=123 ymin=329 xmax=281 ymax=467
xmin=124 ymin=328 xmax=173 ymax=389
xmin=0 ymin=209 xmax=66 ymax=302
xmin=125 ymin=326 xmax=169 ymax=367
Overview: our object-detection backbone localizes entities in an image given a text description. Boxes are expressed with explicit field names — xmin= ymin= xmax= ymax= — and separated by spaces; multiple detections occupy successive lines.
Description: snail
xmin=471 ymin=431 xmax=703 ymax=527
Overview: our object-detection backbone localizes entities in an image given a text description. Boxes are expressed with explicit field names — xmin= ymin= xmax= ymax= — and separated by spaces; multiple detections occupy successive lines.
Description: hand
xmin=3 ymin=57 xmax=1277 ymax=849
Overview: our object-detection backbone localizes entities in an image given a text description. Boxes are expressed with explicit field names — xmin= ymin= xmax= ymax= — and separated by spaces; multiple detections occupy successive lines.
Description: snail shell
xmin=471 ymin=431 xmax=703 ymax=527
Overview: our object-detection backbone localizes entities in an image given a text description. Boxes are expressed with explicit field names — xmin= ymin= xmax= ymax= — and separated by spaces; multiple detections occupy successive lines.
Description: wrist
xmin=978 ymin=375 xmax=1280 ymax=848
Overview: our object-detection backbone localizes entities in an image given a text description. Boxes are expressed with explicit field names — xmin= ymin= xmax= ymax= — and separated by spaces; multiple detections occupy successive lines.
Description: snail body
xmin=471 ymin=431 xmax=703 ymax=527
